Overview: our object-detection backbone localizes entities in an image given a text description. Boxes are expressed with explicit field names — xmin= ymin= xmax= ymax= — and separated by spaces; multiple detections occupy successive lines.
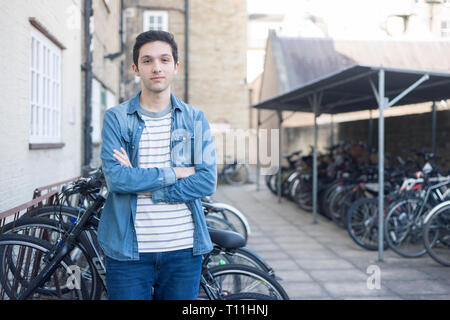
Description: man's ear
xmin=132 ymin=63 xmax=139 ymax=75
xmin=174 ymin=61 xmax=180 ymax=74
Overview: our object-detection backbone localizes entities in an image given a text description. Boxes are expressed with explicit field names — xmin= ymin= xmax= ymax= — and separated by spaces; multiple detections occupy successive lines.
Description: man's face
xmin=132 ymin=41 xmax=179 ymax=94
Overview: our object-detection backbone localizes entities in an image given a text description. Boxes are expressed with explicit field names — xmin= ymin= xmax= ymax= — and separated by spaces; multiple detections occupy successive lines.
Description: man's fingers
xmin=113 ymin=154 xmax=127 ymax=165
xmin=113 ymin=150 xmax=132 ymax=167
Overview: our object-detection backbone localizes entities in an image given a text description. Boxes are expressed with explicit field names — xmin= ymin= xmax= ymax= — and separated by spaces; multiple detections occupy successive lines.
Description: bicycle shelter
xmin=251 ymin=63 xmax=450 ymax=261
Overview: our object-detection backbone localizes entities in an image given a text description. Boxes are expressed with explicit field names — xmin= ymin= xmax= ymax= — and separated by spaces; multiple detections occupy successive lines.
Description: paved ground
xmin=213 ymin=179 xmax=450 ymax=300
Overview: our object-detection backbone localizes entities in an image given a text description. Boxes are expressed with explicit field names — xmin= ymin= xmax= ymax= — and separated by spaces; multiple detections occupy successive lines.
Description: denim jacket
xmin=98 ymin=91 xmax=217 ymax=261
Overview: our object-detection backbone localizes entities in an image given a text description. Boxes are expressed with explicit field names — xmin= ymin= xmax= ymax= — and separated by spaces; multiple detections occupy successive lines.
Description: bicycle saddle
xmin=208 ymin=227 xmax=246 ymax=249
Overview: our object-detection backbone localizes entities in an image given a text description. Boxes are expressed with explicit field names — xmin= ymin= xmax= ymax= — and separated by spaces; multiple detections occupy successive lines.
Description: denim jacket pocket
xmin=172 ymin=133 xmax=194 ymax=166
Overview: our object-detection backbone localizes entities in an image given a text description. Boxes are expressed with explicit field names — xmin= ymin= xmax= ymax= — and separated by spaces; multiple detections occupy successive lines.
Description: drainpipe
xmin=83 ymin=0 xmax=94 ymax=168
xmin=184 ymin=0 xmax=189 ymax=103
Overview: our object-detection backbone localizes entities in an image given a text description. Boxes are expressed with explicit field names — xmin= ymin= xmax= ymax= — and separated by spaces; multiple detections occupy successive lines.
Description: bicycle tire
xmin=224 ymin=164 xmax=249 ymax=186
xmin=224 ymin=292 xmax=276 ymax=300
xmin=209 ymin=247 xmax=275 ymax=276
xmin=0 ymin=233 xmax=89 ymax=300
xmin=328 ymin=186 xmax=349 ymax=228
xmin=346 ymin=198 xmax=387 ymax=251
xmin=384 ymin=197 xmax=432 ymax=258
xmin=28 ymin=205 xmax=80 ymax=221
xmin=423 ymin=202 xmax=450 ymax=266
xmin=206 ymin=215 xmax=238 ymax=234
xmin=207 ymin=264 xmax=289 ymax=300
xmin=292 ymin=176 xmax=313 ymax=212
xmin=0 ymin=217 xmax=104 ymax=300
xmin=206 ymin=203 xmax=250 ymax=241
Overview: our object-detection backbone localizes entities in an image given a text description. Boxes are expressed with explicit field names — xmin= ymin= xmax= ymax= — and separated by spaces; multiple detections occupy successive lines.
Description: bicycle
xmin=0 ymin=191 xmax=285 ymax=300
xmin=218 ymin=156 xmax=249 ymax=186
xmin=0 ymin=220 xmax=287 ymax=300
xmin=384 ymin=177 xmax=450 ymax=258
xmin=200 ymin=228 xmax=289 ymax=300
xmin=202 ymin=196 xmax=251 ymax=241
xmin=423 ymin=200 xmax=450 ymax=266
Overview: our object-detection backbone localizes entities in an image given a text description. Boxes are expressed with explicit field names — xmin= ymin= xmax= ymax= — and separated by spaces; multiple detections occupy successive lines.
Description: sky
xmin=246 ymin=0 xmax=417 ymax=39
xmin=245 ymin=0 xmax=434 ymax=82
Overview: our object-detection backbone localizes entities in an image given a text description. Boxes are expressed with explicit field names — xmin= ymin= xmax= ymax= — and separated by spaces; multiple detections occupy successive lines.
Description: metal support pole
xmin=368 ymin=110 xmax=374 ymax=152
xmin=277 ymin=110 xmax=282 ymax=203
xmin=378 ymin=69 xmax=385 ymax=262
xmin=83 ymin=0 xmax=93 ymax=167
xmin=256 ymin=108 xmax=261 ymax=191
xmin=431 ymin=101 xmax=437 ymax=155
xmin=330 ymin=115 xmax=334 ymax=147
xmin=313 ymin=105 xmax=318 ymax=224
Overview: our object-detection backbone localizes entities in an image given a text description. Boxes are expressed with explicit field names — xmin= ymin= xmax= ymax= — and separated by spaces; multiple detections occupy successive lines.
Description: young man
xmin=99 ymin=30 xmax=217 ymax=300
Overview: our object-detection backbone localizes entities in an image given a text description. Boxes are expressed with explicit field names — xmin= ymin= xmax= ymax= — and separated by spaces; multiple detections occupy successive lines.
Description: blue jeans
xmin=105 ymin=248 xmax=202 ymax=300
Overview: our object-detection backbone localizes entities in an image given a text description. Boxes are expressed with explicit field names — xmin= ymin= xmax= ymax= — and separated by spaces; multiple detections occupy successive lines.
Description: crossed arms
xmin=100 ymin=110 xmax=217 ymax=204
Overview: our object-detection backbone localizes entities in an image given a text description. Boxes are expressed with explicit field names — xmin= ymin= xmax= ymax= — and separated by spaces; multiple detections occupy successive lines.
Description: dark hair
xmin=133 ymin=30 xmax=178 ymax=69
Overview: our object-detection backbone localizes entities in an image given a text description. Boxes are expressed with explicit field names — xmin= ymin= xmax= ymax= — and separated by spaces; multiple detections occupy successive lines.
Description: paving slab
xmin=213 ymin=181 xmax=450 ymax=300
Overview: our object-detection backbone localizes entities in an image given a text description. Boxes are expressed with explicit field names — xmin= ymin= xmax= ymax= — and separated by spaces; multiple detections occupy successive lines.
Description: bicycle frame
xmin=17 ymin=196 xmax=105 ymax=300
xmin=410 ymin=179 xmax=450 ymax=225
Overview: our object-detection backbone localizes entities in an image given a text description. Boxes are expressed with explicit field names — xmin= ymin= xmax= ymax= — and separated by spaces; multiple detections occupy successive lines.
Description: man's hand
xmin=173 ymin=166 xmax=196 ymax=179
xmin=113 ymin=148 xmax=133 ymax=168
xmin=112 ymin=147 xmax=195 ymax=179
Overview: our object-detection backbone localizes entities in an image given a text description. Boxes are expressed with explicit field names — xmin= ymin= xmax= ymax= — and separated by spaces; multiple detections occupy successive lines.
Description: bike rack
xmin=0 ymin=176 xmax=81 ymax=234
xmin=252 ymin=64 xmax=450 ymax=262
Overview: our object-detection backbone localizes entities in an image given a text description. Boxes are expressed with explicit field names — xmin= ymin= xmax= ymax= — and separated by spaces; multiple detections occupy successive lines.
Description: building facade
xmin=122 ymin=0 xmax=249 ymax=164
xmin=249 ymin=0 xmax=450 ymax=168
xmin=0 ymin=0 xmax=122 ymax=212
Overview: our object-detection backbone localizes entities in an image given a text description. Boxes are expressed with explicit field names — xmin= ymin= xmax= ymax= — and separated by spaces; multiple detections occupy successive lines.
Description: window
xmin=143 ymin=11 xmax=168 ymax=32
xmin=30 ymin=27 xmax=62 ymax=144
xmin=441 ymin=20 xmax=450 ymax=38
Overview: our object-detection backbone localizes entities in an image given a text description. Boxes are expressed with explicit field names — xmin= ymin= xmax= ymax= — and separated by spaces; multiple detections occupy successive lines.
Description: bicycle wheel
xmin=385 ymin=197 xmax=432 ymax=258
xmin=0 ymin=234 xmax=90 ymax=300
xmin=0 ymin=217 xmax=104 ymax=299
xmin=208 ymin=247 xmax=275 ymax=276
xmin=224 ymin=164 xmax=249 ymax=186
xmin=319 ymin=183 xmax=339 ymax=220
xmin=28 ymin=205 xmax=80 ymax=221
xmin=206 ymin=204 xmax=250 ymax=241
xmin=292 ymin=176 xmax=313 ymax=212
xmin=347 ymin=198 xmax=387 ymax=251
xmin=207 ymin=264 xmax=289 ymax=300
xmin=328 ymin=186 xmax=349 ymax=228
xmin=265 ymin=174 xmax=277 ymax=195
xmin=206 ymin=215 xmax=238 ymax=234
xmin=423 ymin=202 xmax=450 ymax=266
xmin=224 ymin=292 xmax=275 ymax=300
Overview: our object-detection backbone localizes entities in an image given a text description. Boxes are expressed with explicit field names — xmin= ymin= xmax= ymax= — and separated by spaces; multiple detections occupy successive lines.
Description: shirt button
xmin=132 ymin=146 xmax=135 ymax=149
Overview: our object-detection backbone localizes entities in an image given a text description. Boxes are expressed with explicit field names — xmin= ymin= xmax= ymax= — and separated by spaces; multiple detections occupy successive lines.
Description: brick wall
xmin=283 ymin=110 xmax=450 ymax=170
xmin=123 ymin=0 xmax=248 ymax=130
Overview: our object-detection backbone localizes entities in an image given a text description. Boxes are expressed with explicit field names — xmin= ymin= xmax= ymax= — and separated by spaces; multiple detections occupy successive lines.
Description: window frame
xmin=143 ymin=10 xmax=169 ymax=32
xmin=29 ymin=26 xmax=63 ymax=146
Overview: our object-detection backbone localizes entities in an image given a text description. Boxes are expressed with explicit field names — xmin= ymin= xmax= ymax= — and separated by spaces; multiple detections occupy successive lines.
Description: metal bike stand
xmin=277 ymin=110 xmax=283 ymax=203
xmin=251 ymin=64 xmax=450 ymax=262
xmin=370 ymin=69 xmax=430 ymax=261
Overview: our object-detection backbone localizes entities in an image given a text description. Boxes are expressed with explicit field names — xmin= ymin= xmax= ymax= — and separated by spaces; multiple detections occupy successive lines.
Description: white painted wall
xmin=0 ymin=0 xmax=83 ymax=212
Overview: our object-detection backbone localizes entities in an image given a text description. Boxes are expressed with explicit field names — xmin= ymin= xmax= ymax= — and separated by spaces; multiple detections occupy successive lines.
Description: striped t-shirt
xmin=135 ymin=103 xmax=194 ymax=253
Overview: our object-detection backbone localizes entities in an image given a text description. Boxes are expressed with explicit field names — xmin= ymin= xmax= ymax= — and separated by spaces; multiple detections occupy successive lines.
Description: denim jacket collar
xmin=127 ymin=91 xmax=182 ymax=117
